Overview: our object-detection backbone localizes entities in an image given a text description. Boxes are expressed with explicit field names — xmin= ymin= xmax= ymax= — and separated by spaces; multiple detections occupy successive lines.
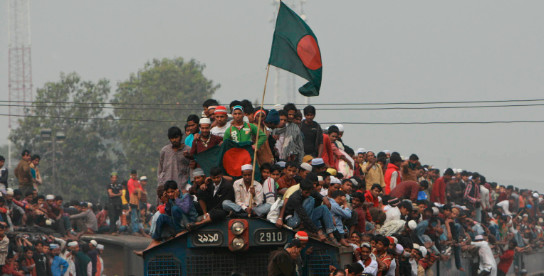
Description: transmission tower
xmin=8 ymin=0 xmax=33 ymax=168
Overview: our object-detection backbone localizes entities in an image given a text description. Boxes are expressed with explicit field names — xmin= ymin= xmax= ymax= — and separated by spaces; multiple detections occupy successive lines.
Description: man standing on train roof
xmin=211 ymin=106 xmax=230 ymax=138
xmin=158 ymin=126 xmax=191 ymax=189
xmin=223 ymin=105 xmax=266 ymax=149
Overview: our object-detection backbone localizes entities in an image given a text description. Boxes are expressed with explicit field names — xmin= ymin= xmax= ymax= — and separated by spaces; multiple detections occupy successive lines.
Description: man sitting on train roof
xmin=275 ymin=176 xmax=340 ymax=246
xmin=222 ymin=164 xmax=271 ymax=218
xmin=190 ymin=166 xmax=235 ymax=228
xmin=136 ymin=180 xmax=198 ymax=254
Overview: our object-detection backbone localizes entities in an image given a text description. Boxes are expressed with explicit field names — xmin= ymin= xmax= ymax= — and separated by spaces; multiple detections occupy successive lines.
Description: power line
xmin=2 ymin=102 xmax=544 ymax=112
xmin=322 ymin=120 xmax=544 ymax=125
xmin=2 ymin=97 xmax=544 ymax=106
xmin=3 ymin=113 xmax=544 ymax=125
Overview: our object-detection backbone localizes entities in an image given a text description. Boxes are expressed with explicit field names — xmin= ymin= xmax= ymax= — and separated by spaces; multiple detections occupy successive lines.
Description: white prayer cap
xmin=276 ymin=161 xmax=286 ymax=168
xmin=311 ymin=158 xmax=325 ymax=166
xmin=6 ymin=188 xmax=13 ymax=196
xmin=419 ymin=246 xmax=427 ymax=258
xmin=67 ymin=241 xmax=78 ymax=247
xmin=534 ymin=192 xmax=539 ymax=198
xmin=317 ymin=176 xmax=323 ymax=182
xmin=46 ymin=194 xmax=55 ymax=200
xmin=474 ymin=235 xmax=484 ymax=241
xmin=140 ymin=176 xmax=148 ymax=181
xmin=335 ymin=124 xmax=344 ymax=132
xmin=273 ymin=104 xmax=283 ymax=111
xmin=383 ymin=150 xmax=391 ymax=154
xmin=356 ymin=148 xmax=366 ymax=154
xmin=408 ymin=220 xmax=417 ymax=230
xmin=330 ymin=176 xmax=341 ymax=184
xmin=300 ymin=163 xmax=312 ymax=172
xmin=87 ymin=202 xmax=93 ymax=208
xmin=49 ymin=244 xmax=59 ymax=249
xmin=97 ymin=244 xmax=104 ymax=250
xmin=241 ymin=164 xmax=253 ymax=171
xmin=395 ymin=244 xmax=404 ymax=255
xmin=193 ymin=168 xmax=205 ymax=177
xmin=90 ymin=240 xmax=98 ymax=246
xmin=199 ymin=118 xmax=211 ymax=125
xmin=412 ymin=243 xmax=420 ymax=250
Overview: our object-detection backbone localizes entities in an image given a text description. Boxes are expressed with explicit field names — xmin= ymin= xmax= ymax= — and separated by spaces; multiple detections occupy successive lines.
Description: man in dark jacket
xmin=192 ymin=167 xmax=234 ymax=228
xmin=268 ymin=239 xmax=303 ymax=276
xmin=33 ymin=241 xmax=52 ymax=276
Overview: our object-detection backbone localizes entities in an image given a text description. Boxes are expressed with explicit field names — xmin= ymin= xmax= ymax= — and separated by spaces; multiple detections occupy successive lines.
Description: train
xmin=142 ymin=217 xmax=352 ymax=276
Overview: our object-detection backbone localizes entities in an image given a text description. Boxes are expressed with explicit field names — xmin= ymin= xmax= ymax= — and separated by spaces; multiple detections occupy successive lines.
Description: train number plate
xmin=192 ymin=230 xmax=223 ymax=247
xmin=254 ymin=229 xmax=287 ymax=245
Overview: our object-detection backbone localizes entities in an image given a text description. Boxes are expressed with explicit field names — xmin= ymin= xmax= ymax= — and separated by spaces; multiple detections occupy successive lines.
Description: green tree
xmin=9 ymin=73 xmax=124 ymax=201
xmin=113 ymin=57 xmax=219 ymax=189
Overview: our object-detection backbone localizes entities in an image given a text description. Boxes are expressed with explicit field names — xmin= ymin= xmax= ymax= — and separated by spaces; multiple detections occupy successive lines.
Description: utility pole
xmin=8 ymin=0 xmax=33 ymax=169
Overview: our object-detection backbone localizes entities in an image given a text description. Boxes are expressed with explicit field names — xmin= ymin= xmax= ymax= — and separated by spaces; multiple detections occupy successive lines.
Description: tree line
xmin=8 ymin=57 xmax=219 ymax=202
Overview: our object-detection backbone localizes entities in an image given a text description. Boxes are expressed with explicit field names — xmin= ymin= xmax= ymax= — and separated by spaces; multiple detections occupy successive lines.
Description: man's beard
xmin=172 ymin=141 xmax=181 ymax=147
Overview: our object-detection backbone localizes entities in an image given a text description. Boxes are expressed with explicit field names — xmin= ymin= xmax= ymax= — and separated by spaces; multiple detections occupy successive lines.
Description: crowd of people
xmin=0 ymin=152 xmax=115 ymax=275
xmin=0 ymin=98 xmax=542 ymax=276
xmin=145 ymin=99 xmax=543 ymax=276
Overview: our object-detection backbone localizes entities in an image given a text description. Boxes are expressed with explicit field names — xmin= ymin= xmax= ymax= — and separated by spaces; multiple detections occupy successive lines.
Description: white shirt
xmin=471 ymin=241 xmax=497 ymax=276
xmin=213 ymin=180 xmax=222 ymax=197
xmin=385 ymin=206 xmax=401 ymax=223
xmin=233 ymin=179 xmax=263 ymax=210
xmin=480 ymin=186 xmax=490 ymax=210
xmin=390 ymin=171 xmax=399 ymax=191
xmin=497 ymin=200 xmax=511 ymax=215
xmin=358 ymin=257 xmax=378 ymax=276
xmin=211 ymin=122 xmax=230 ymax=138
xmin=385 ymin=258 xmax=397 ymax=276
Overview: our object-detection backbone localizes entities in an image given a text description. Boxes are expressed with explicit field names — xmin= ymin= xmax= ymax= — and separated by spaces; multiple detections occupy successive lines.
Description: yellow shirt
xmin=363 ymin=162 xmax=385 ymax=190
xmin=121 ymin=189 xmax=128 ymax=205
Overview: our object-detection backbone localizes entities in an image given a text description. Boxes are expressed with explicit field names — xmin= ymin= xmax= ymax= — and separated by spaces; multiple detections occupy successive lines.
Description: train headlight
xmin=231 ymin=221 xmax=245 ymax=235
xmin=231 ymin=237 xmax=245 ymax=251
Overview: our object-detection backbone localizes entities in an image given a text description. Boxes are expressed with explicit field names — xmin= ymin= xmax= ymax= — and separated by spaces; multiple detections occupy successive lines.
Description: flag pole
xmin=248 ymin=64 xmax=271 ymax=216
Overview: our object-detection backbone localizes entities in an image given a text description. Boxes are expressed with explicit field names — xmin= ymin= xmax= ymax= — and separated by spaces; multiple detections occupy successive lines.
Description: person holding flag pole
xmin=249 ymin=0 xmax=323 ymax=215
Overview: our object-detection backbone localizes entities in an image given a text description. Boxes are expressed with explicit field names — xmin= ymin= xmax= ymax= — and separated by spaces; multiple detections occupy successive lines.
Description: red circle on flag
xmin=297 ymin=35 xmax=322 ymax=70
xmin=222 ymin=148 xmax=252 ymax=177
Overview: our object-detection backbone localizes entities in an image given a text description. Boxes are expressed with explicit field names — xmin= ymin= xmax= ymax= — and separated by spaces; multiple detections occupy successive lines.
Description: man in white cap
xmin=186 ymin=117 xmax=223 ymax=158
xmin=333 ymin=124 xmax=345 ymax=150
xmin=223 ymin=164 xmax=269 ymax=217
xmin=96 ymin=244 xmax=105 ymax=276
xmin=50 ymin=243 xmax=69 ymax=276
xmin=87 ymin=240 xmax=99 ymax=276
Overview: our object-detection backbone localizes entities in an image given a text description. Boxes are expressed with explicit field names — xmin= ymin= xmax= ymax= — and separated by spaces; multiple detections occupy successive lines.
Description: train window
xmin=148 ymin=254 xmax=182 ymax=276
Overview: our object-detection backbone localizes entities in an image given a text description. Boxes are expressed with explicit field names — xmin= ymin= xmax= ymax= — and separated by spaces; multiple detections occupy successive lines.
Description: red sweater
xmin=364 ymin=190 xmax=380 ymax=208
xmin=430 ymin=177 xmax=446 ymax=204
xmin=498 ymin=249 xmax=515 ymax=273
xmin=384 ymin=163 xmax=401 ymax=195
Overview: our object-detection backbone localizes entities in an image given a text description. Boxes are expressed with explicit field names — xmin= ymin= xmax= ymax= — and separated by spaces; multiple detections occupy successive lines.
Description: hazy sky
xmin=1 ymin=1 xmax=544 ymax=190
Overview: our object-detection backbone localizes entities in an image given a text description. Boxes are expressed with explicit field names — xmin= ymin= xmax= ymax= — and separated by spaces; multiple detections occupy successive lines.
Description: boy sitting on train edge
xmin=136 ymin=180 xmax=197 ymax=255
xmin=276 ymin=174 xmax=340 ymax=247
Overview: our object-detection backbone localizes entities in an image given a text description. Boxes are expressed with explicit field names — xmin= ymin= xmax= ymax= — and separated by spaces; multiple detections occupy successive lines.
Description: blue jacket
xmin=51 ymin=255 xmax=69 ymax=276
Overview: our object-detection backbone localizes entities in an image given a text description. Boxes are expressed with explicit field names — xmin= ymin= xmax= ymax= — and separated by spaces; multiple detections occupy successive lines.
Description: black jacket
xmin=34 ymin=252 xmax=52 ymax=276
xmin=197 ymin=177 xmax=234 ymax=211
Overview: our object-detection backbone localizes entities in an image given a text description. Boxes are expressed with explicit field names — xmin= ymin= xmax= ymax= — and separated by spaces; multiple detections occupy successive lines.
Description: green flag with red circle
xmin=268 ymin=1 xmax=322 ymax=97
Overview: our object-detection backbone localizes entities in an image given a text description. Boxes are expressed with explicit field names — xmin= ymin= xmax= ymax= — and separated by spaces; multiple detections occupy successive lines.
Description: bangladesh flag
xmin=268 ymin=1 xmax=322 ymax=97
xmin=194 ymin=140 xmax=261 ymax=181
